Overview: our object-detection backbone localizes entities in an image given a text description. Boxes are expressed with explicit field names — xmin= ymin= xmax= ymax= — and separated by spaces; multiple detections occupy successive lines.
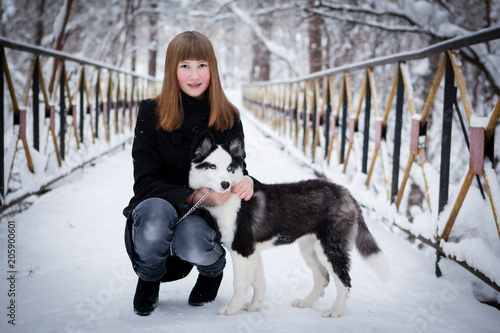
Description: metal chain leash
xmin=174 ymin=189 xmax=213 ymax=227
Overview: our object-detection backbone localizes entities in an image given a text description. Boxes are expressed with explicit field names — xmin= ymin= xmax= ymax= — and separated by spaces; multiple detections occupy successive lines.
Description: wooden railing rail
xmin=0 ymin=37 xmax=160 ymax=209
xmin=242 ymin=26 xmax=500 ymax=292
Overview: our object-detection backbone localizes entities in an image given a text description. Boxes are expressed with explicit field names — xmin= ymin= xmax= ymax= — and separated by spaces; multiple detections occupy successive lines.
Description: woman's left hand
xmin=232 ymin=176 xmax=254 ymax=201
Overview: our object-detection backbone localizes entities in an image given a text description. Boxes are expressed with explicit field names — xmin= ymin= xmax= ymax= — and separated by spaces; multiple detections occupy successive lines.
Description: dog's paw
xmin=321 ymin=307 xmax=343 ymax=318
xmin=291 ymin=299 xmax=312 ymax=308
xmin=217 ymin=305 xmax=239 ymax=316
xmin=244 ymin=302 xmax=262 ymax=312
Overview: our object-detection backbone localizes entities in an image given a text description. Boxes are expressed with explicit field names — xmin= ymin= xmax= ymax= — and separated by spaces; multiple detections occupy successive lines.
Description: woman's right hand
xmin=192 ymin=187 xmax=232 ymax=206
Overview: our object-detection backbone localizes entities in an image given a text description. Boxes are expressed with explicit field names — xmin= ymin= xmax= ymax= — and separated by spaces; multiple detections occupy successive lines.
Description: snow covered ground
xmin=1 ymin=90 xmax=499 ymax=333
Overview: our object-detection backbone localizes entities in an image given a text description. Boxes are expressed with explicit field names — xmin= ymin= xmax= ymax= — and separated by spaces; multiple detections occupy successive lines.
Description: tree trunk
xmin=130 ymin=17 xmax=137 ymax=72
xmin=124 ymin=0 xmax=139 ymax=71
xmin=250 ymin=1 xmax=272 ymax=82
xmin=251 ymin=35 xmax=271 ymax=82
xmin=148 ymin=1 xmax=158 ymax=77
xmin=35 ymin=0 xmax=45 ymax=45
xmin=0 ymin=0 xmax=4 ymax=36
xmin=308 ymin=0 xmax=323 ymax=74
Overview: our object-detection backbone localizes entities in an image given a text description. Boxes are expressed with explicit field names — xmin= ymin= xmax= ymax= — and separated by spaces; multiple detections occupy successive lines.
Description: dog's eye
xmin=227 ymin=165 xmax=232 ymax=172
xmin=209 ymin=164 xmax=216 ymax=170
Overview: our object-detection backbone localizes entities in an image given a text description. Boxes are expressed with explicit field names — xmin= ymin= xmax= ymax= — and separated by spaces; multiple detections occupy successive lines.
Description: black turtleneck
xmin=179 ymin=92 xmax=210 ymax=134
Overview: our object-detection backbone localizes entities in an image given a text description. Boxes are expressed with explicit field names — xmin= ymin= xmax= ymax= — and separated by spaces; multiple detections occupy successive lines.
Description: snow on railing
xmin=242 ymin=27 xmax=500 ymax=293
xmin=0 ymin=37 xmax=161 ymax=212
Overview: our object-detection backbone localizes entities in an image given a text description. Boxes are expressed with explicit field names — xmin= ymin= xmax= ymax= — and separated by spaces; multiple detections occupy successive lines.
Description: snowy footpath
xmin=1 ymin=91 xmax=499 ymax=333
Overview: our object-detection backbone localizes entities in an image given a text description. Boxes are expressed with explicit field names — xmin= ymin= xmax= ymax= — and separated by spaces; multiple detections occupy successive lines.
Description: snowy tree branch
xmin=304 ymin=8 xmax=425 ymax=34
xmin=459 ymin=46 xmax=500 ymax=96
xmin=317 ymin=1 xmax=422 ymax=27
xmin=190 ymin=0 xmax=301 ymax=77
xmin=303 ymin=5 xmax=440 ymax=39
xmin=227 ymin=3 xmax=300 ymax=77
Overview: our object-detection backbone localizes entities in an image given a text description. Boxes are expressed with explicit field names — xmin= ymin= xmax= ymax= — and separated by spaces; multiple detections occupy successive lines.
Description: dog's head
xmin=189 ymin=131 xmax=245 ymax=193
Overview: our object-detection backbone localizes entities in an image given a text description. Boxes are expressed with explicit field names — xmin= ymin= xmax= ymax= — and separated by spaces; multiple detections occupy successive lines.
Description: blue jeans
xmin=131 ymin=198 xmax=226 ymax=282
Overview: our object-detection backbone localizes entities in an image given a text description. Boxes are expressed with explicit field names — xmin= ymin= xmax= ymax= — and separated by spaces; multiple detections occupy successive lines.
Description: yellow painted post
xmin=47 ymin=105 xmax=62 ymax=167
xmin=440 ymin=171 xmax=475 ymax=241
xmin=448 ymin=51 xmax=473 ymax=124
xmin=419 ymin=149 xmax=433 ymax=213
xmin=343 ymin=71 xmax=367 ymax=173
xmin=421 ymin=54 xmax=446 ymax=121
xmin=19 ymin=108 xmax=34 ymax=173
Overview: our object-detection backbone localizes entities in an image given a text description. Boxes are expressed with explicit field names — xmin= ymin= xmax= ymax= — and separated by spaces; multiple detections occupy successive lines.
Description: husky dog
xmin=189 ymin=132 xmax=389 ymax=318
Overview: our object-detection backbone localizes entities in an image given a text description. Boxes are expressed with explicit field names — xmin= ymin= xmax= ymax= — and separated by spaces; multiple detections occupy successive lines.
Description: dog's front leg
xmin=244 ymin=250 xmax=265 ymax=312
xmin=217 ymin=251 xmax=256 ymax=316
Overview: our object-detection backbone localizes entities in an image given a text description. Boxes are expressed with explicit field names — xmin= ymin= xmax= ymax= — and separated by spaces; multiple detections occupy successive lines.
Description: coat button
xmin=172 ymin=131 xmax=183 ymax=146
xmin=192 ymin=126 xmax=200 ymax=134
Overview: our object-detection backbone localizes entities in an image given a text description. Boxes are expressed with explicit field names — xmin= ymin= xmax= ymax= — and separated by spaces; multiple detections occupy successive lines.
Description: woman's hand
xmin=188 ymin=176 xmax=254 ymax=207
xmin=232 ymin=176 xmax=254 ymax=201
xmin=190 ymin=187 xmax=232 ymax=206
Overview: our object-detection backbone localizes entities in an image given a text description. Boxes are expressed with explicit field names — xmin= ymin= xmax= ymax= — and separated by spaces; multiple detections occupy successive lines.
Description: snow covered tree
xmin=307 ymin=0 xmax=324 ymax=73
xmin=247 ymin=0 xmax=273 ymax=82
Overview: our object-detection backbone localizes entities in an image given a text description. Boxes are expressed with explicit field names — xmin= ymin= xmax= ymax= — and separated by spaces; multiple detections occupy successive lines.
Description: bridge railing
xmin=243 ymin=27 xmax=500 ymax=292
xmin=0 ymin=37 xmax=160 ymax=211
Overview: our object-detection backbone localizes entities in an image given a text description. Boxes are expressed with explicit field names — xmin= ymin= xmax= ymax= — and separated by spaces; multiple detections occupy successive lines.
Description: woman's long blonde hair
xmin=155 ymin=31 xmax=239 ymax=132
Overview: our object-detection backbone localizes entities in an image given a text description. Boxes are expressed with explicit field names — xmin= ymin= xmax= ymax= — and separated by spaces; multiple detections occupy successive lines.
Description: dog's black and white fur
xmin=189 ymin=132 xmax=389 ymax=318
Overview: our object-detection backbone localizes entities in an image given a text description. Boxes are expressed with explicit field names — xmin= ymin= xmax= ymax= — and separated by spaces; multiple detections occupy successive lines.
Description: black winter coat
xmin=123 ymin=93 xmax=248 ymax=281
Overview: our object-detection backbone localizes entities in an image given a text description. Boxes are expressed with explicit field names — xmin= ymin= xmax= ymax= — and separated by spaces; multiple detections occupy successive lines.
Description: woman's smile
xmin=177 ymin=60 xmax=211 ymax=98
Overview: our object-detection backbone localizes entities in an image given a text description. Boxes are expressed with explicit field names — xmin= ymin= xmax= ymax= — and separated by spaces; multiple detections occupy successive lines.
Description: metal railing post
xmin=324 ymin=80 xmax=332 ymax=160
xmin=59 ymin=62 xmax=66 ymax=161
xmin=0 ymin=47 xmax=4 ymax=199
xmin=391 ymin=63 xmax=405 ymax=203
xmin=302 ymin=84 xmax=307 ymax=149
xmin=107 ymin=77 xmax=111 ymax=139
xmin=294 ymin=86 xmax=299 ymax=143
xmin=340 ymin=78 xmax=348 ymax=164
xmin=79 ymin=69 xmax=85 ymax=143
xmin=95 ymin=72 xmax=100 ymax=139
xmin=311 ymin=84 xmax=317 ymax=154
xmin=115 ymin=77 xmax=120 ymax=134
xmin=33 ymin=57 xmax=40 ymax=151
xmin=438 ymin=52 xmax=455 ymax=214
xmin=362 ymin=72 xmax=371 ymax=174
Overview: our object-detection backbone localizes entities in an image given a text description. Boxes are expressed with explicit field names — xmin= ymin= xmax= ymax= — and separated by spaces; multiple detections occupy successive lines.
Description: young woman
xmin=123 ymin=31 xmax=254 ymax=316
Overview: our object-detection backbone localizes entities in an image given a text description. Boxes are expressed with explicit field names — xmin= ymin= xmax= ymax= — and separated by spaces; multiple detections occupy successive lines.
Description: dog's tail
xmin=355 ymin=209 xmax=390 ymax=283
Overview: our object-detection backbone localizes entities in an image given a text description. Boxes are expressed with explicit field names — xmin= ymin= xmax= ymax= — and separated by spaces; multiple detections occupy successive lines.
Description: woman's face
xmin=177 ymin=59 xmax=211 ymax=99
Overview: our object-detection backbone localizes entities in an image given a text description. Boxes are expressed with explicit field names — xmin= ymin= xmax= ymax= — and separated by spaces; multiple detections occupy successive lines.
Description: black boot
xmin=188 ymin=272 xmax=223 ymax=306
xmin=133 ymin=278 xmax=160 ymax=316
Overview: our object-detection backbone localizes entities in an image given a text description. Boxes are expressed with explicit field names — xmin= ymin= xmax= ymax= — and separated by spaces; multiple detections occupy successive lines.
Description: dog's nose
xmin=221 ymin=181 xmax=230 ymax=190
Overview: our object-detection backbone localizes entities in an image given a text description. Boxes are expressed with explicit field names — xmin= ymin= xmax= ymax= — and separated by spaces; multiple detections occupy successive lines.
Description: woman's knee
xmin=172 ymin=216 xmax=224 ymax=265
xmin=132 ymin=198 xmax=177 ymax=245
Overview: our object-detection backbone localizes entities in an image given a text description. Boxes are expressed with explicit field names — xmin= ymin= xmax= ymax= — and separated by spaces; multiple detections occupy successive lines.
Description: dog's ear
xmin=193 ymin=131 xmax=216 ymax=161
xmin=228 ymin=135 xmax=245 ymax=162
